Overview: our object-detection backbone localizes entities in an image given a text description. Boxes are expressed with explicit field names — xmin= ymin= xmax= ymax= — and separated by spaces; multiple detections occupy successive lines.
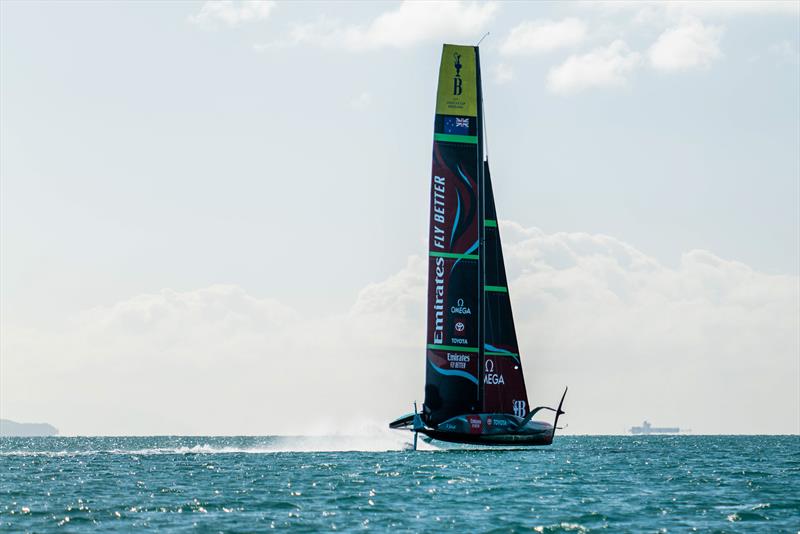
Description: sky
xmin=1 ymin=1 xmax=798 ymax=436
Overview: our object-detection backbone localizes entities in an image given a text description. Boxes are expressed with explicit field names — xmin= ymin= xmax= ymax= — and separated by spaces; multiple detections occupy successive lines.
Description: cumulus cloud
xmin=649 ymin=19 xmax=724 ymax=71
xmin=2 ymin=225 xmax=797 ymax=436
xmin=547 ymin=40 xmax=642 ymax=94
xmin=188 ymin=0 xmax=275 ymax=28
xmin=584 ymin=1 xmax=799 ymax=22
xmin=349 ymin=91 xmax=373 ymax=110
xmin=501 ymin=18 xmax=587 ymax=55
xmin=493 ymin=63 xmax=514 ymax=84
xmin=768 ymin=39 xmax=800 ymax=64
xmin=256 ymin=1 xmax=497 ymax=51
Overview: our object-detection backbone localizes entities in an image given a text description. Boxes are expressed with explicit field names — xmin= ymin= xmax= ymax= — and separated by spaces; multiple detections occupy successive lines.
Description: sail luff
xmin=475 ymin=45 xmax=486 ymax=413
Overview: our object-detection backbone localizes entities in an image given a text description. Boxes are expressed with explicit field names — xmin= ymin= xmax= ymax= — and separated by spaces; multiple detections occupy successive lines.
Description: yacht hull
xmin=419 ymin=428 xmax=553 ymax=446
xmin=390 ymin=411 xmax=557 ymax=447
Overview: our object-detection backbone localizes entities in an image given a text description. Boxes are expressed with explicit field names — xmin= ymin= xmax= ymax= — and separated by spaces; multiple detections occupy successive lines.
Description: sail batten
xmin=433 ymin=133 xmax=478 ymax=144
xmin=429 ymin=251 xmax=479 ymax=260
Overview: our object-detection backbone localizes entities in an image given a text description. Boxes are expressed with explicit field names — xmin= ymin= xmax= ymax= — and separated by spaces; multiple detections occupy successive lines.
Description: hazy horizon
xmin=2 ymin=1 xmax=798 ymax=436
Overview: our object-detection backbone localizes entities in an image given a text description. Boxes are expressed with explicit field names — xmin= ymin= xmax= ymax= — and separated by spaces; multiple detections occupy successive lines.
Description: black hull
xmin=391 ymin=391 xmax=568 ymax=449
xmin=420 ymin=429 xmax=553 ymax=446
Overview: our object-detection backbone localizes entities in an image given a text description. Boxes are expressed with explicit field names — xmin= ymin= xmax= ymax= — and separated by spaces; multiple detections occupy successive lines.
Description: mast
xmin=475 ymin=45 xmax=486 ymax=411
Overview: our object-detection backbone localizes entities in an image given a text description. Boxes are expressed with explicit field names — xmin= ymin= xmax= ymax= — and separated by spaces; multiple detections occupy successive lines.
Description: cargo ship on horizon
xmin=630 ymin=420 xmax=682 ymax=435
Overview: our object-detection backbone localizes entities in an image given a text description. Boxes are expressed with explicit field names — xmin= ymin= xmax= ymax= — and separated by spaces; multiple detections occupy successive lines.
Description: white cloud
xmin=257 ymin=1 xmax=497 ymax=51
xmin=493 ymin=63 xmax=514 ymax=84
xmin=664 ymin=0 xmax=798 ymax=17
xmin=585 ymin=1 xmax=799 ymax=21
xmin=501 ymin=18 xmax=587 ymax=55
xmin=2 ymin=225 xmax=797 ymax=437
xmin=649 ymin=19 xmax=724 ymax=71
xmin=189 ymin=0 xmax=275 ymax=29
xmin=547 ymin=40 xmax=642 ymax=94
xmin=349 ymin=91 xmax=373 ymax=110
xmin=769 ymin=39 xmax=800 ymax=64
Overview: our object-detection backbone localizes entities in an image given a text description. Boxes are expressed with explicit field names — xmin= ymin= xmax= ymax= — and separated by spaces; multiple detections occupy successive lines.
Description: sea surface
xmin=1 ymin=435 xmax=797 ymax=532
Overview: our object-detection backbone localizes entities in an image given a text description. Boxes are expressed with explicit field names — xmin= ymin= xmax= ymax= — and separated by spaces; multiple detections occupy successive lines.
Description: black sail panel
xmin=482 ymin=162 xmax=530 ymax=417
xmin=424 ymin=44 xmax=482 ymax=426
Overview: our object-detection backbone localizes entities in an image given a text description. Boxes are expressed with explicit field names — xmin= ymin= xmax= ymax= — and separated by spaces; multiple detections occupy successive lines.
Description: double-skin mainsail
xmin=391 ymin=43 xmax=565 ymax=447
xmin=426 ymin=44 xmax=528 ymax=425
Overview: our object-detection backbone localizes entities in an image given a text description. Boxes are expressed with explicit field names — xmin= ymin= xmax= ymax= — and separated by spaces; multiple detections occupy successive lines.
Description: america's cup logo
xmin=453 ymin=52 xmax=463 ymax=95
xmin=513 ymin=400 xmax=527 ymax=418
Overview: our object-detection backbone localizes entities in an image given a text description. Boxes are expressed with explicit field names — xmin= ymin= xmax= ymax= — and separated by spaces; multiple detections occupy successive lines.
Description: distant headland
xmin=0 ymin=419 xmax=59 ymax=437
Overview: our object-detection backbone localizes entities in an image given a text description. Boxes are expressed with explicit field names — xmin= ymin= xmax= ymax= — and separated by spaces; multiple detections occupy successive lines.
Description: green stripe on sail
xmin=484 ymin=219 xmax=497 ymax=227
xmin=485 ymin=351 xmax=519 ymax=358
xmin=434 ymin=133 xmax=478 ymax=144
xmin=427 ymin=344 xmax=479 ymax=353
xmin=429 ymin=251 xmax=479 ymax=260
xmin=484 ymin=285 xmax=508 ymax=293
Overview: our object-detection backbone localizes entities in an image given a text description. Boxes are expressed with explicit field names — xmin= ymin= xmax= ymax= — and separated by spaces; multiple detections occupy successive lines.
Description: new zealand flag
xmin=443 ymin=116 xmax=470 ymax=135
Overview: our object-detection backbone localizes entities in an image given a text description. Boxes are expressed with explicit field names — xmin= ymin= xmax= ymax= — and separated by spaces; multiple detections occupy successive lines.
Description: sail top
xmin=435 ymin=44 xmax=479 ymax=118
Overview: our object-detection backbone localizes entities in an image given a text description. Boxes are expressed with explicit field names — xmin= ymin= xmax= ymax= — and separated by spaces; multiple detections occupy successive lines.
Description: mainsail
xmin=424 ymin=44 xmax=529 ymax=426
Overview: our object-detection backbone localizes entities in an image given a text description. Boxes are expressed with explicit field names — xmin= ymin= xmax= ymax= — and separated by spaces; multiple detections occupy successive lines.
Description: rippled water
xmin=1 ymin=435 xmax=798 ymax=532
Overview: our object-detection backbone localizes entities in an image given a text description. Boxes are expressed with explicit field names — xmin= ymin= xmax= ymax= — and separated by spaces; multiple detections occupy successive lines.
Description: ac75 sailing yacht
xmin=390 ymin=44 xmax=567 ymax=448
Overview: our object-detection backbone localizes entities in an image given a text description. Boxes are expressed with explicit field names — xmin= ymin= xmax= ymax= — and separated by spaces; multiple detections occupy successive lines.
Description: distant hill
xmin=0 ymin=419 xmax=58 ymax=437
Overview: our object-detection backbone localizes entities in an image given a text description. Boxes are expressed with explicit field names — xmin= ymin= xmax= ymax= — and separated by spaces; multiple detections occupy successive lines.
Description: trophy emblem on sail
xmin=453 ymin=52 xmax=463 ymax=95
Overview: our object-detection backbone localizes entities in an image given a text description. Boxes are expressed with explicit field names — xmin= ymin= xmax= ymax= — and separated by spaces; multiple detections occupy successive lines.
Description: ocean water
xmin=1 ymin=435 xmax=797 ymax=532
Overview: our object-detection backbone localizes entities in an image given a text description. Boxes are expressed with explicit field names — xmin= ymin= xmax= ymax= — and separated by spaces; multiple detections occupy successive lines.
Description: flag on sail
xmin=443 ymin=117 xmax=470 ymax=135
